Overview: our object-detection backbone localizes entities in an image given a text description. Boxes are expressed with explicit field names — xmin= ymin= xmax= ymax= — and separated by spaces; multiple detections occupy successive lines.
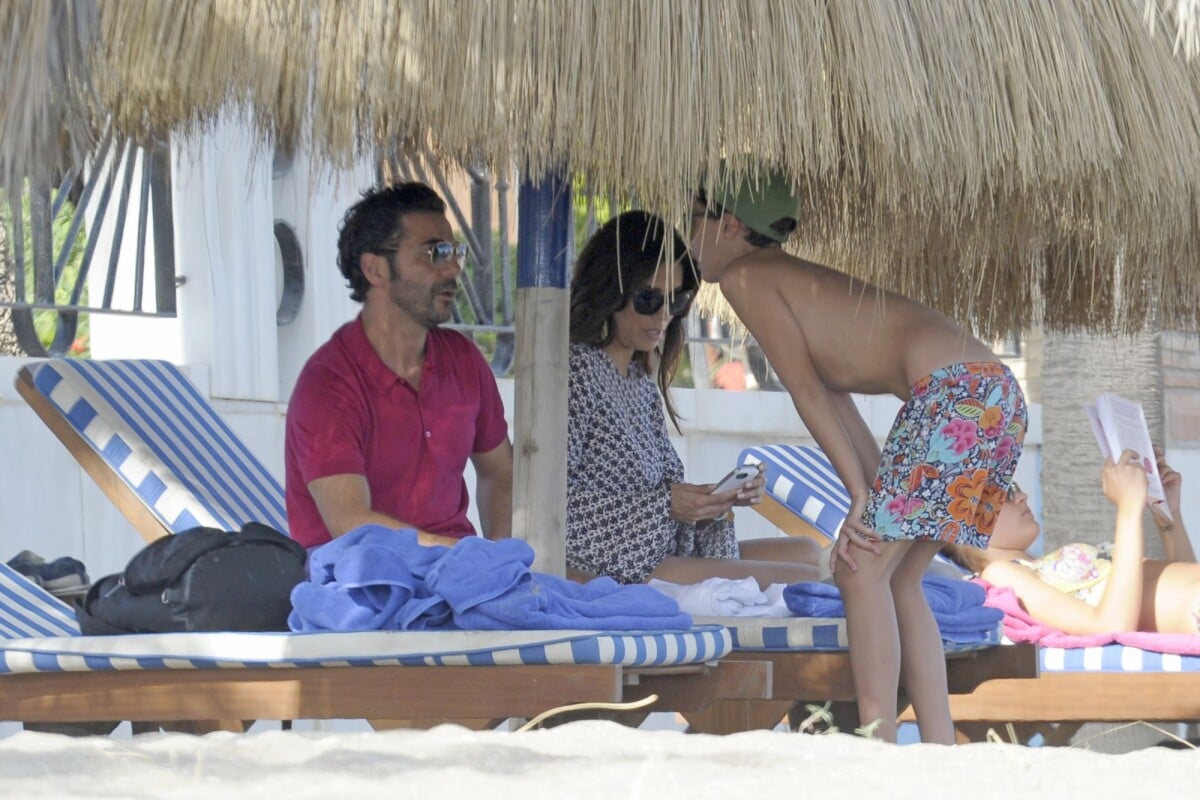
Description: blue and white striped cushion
xmin=0 ymin=564 xmax=80 ymax=639
xmin=0 ymin=564 xmax=729 ymax=672
xmin=694 ymin=616 xmax=848 ymax=651
xmin=697 ymin=616 xmax=1002 ymax=654
xmin=0 ymin=626 xmax=732 ymax=674
xmin=30 ymin=359 xmax=287 ymax=534
xmin=739 ymin=445 xmax=850 ymax=539
xmin=1039 ymin=644 xmax=1200 ymax=673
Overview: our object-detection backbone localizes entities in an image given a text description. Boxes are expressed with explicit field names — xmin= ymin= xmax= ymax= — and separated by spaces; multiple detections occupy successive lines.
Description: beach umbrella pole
xmin=512 ymin=172 xmax=571 ymax=575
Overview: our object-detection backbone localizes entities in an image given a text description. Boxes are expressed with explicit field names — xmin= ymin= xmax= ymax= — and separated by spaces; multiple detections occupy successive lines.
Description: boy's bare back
xmin=720 ymin=249 xmax=997 ymax=401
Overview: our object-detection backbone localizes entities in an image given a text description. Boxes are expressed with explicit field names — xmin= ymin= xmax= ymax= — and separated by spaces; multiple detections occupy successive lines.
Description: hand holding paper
xmin=1083 ymin=393 xmax=1172 ymax=521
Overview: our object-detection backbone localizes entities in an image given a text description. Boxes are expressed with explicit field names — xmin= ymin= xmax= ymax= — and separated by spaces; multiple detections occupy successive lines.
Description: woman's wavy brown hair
xmin=570 ymin=210 xmax=699 ymax=431
xmin=939 ymin=543 xmax=992 ymax=576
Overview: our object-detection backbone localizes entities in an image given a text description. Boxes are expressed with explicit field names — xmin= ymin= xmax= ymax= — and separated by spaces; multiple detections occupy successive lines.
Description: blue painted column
xmin=511 ymin=171 xmax=572 ymax=574
xmin=517 ymin=173 xmax=572 ymax=290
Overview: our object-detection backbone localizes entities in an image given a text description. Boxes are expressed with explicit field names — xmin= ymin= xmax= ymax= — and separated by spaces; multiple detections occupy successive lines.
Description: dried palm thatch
xmin=6 ymin=0 xmax=1200 ymax=337
xmin=0 ymin=0 xmax=99 ymax=193
xmin=1144 ymin=0 xmax=1200 ymax=61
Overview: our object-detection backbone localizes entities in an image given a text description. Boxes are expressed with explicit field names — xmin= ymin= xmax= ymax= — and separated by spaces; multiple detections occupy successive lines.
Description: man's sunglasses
xmin=631 ymin=287 xmax=695 ymax=317
xmin=373 ymin=241 xmax=468 ymax=265
xmin=425 ymin=241 xmax=469 ymax=265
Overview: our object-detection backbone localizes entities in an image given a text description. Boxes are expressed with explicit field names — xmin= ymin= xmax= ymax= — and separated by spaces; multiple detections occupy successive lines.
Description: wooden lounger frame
xmin=16 ymin=366 xmax=172 ymax=543
xmin=0 ymin=661 xmax=773 ymax=732
xmin=683 ymin=644 xmax=1039 ymax=736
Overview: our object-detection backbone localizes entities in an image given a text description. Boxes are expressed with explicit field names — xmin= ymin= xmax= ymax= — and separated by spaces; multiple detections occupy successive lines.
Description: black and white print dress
xmin=566 ymin=343 xmax=739 ymax=584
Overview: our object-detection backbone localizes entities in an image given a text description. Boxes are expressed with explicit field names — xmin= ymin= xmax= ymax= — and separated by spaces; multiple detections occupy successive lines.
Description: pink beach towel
xmin=1117 ymin=630 xmax=1200 ymax=655
xmin=974 ymin=578 xmax=1200 ymax=655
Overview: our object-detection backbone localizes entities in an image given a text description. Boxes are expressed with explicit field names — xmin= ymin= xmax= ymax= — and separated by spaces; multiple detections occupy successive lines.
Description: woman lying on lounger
xmin=565 ymin=210 xmax=821 ymax=588
xmin=943 ymin=449 xmax=1199 ymax=635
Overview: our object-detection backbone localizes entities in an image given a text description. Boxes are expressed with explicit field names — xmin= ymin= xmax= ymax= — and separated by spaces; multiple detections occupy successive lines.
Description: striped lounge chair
xmin=16 ymin=359 xmax=286 ymax=542
xmin=739 ymin=443 xmax=1200 ymax=744
xmin=0 ymin=561 xmax=766 ymax=730
xmin=8 ymin=359 xmax=771 ymax=731
xmin=905 ymin=641 xmax=1200 ymax=744
xmin=738 ymin=444 xmax=850 ymax=543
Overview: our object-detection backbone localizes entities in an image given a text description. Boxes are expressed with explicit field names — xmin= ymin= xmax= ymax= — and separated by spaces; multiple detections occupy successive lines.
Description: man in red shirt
xmin=285 ymin=183 xmax=513 ymax=549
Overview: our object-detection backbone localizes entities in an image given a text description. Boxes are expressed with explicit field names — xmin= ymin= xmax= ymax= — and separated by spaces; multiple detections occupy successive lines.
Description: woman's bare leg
xmin=890 ymin=539 xmax=954 ymax=744
xmin=738 ymin=536 xmax=823 ymax=565
xmin=833 ymin=540 xmax=910 ymax=742
xmin=648 ymin=556 xmax=820 ymax=589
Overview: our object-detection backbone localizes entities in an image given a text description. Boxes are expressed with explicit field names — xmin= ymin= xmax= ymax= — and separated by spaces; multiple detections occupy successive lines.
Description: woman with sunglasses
xmin=942 ymin=450 xmax=1199 ymax=635
xmin=565 ymin=211 xmax=822 ymax=588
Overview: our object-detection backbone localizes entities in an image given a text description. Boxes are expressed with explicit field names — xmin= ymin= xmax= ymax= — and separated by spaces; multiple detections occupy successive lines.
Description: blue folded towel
xmin=289 ymin=527 xmax=453 ymax=632
xmin=424 ymin=536 xmax=535 ymax=612
xmin=782 ymin=574 xmax=1002 ymax=644
xmin=426 ymin=536 xmax=689 ymax=630
xmin=920 ymin=574 xmax=1003 ymax=643
xmin=289 ymin=525 xmax=692 ymax=633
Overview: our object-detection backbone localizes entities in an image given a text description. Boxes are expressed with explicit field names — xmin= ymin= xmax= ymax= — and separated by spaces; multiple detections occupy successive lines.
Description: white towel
xmin=648 ymin=577 xmax=791 ymax=617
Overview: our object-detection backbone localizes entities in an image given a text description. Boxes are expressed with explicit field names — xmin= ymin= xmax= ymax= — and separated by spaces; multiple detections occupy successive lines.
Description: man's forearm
xmin=325 ymin=509 xmax=458 ymax=547
xmin=476 ymin=474 xmax=514 ymax=540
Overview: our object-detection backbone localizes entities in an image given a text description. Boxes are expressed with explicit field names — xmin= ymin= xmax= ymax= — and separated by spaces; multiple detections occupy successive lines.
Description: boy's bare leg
xmin=891 ymin=539 xmax=954 ymax=744
xmin=834 ymin=540 xmax=910 ymax=742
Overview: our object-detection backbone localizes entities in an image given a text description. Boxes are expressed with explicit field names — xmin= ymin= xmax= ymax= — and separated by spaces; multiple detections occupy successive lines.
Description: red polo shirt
xmin=285 ymin=317 xmax=508 ymax=548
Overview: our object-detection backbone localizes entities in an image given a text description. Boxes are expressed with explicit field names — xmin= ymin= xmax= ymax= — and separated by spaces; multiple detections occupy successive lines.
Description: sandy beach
xmin=0 ymin=722 xmax=1194 ymax=799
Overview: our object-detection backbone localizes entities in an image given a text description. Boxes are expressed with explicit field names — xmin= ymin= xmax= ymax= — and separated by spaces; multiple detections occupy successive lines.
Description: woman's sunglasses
xmin=1007 ymin=481 xmax=1022 ymax=500
xmin=631 ymin=287 xmax=695 ymax=317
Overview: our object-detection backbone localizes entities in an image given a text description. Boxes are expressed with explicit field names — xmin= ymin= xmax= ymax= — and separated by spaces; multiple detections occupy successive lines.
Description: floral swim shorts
xmin=864 ymin=362 xmax=1027 ymax=548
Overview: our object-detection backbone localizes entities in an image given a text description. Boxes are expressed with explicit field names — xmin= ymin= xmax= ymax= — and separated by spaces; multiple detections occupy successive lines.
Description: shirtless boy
xmin=689 ymin=170 xmax=1027 ymax=743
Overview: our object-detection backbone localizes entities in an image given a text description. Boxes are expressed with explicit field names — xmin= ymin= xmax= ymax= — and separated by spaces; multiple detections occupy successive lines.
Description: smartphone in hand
xmin=711 ymin=465 xmax=757 ymax=495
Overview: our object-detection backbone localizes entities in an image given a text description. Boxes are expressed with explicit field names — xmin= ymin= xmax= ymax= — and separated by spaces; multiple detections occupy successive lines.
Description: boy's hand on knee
xmin=830 ymin=503 xmax=882 ymax=574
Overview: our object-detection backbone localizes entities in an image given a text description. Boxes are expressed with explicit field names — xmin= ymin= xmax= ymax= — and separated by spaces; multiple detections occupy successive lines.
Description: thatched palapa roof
xmin=4 ymin=0 xmax=1200 ymax=337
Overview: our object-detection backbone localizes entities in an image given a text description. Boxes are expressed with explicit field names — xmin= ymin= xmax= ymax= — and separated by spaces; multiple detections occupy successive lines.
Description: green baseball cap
xmin=710 ymin=168 xmax=798 ymax=243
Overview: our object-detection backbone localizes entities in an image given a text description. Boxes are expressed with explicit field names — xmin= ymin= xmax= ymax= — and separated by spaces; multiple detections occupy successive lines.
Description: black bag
xmin=77 ymin=522 xmax=308 ymax=635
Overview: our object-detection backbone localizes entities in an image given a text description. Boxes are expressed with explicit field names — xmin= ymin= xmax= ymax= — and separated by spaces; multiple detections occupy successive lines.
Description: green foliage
xmin=673 ymin=345 xmax=694 ymax=388
xmin=572 ymin=176 xmax=624 ymax=247
xmin=0 ymin=183 xmax=90 ymax=356
xmin=855 ymin=718 xmax=883 ymax=740
xmin=792 ymin=702 xmax=838 ymax=735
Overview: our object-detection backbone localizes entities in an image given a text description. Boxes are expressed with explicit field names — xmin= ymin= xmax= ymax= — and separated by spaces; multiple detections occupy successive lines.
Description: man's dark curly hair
xmin=337 ymin=182 xmax=446 ymax=302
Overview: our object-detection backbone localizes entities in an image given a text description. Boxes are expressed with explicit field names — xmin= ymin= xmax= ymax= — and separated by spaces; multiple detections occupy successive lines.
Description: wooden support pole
xmin=513 ymin=172 xmax=572 ymax=574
